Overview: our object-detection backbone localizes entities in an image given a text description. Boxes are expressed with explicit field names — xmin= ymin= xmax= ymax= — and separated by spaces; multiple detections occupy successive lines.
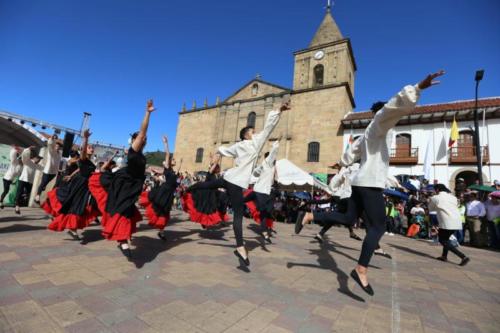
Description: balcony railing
xmin=390 ymin=148 xmax=418 ymax=165
xmin=449 ymin=146 xmax=489 ymax=164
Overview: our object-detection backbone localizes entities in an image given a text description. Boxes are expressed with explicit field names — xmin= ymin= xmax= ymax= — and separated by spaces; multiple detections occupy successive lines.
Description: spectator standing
xmin=485 ymin=192 xmax=500 ymax=249
xmin=466 ymin=191 xmax=487 ymax=247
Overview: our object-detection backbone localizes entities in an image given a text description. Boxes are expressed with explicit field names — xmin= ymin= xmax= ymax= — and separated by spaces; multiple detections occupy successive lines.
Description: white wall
xmin=342 ymin=117 xmax=500 ymax=186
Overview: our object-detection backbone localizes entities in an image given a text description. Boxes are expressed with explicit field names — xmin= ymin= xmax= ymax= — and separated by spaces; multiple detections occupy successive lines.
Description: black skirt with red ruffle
xmin=45 ymin=170 xmax=99 ymax=232
xmin=244 ymin=189 xmax=274 ymax=228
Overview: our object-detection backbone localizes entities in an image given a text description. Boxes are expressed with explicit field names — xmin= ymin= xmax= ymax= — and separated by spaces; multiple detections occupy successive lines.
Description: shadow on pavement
xmin=129 ymin=229 xmax=199 ymax=269
xmin=287 ymin=242 xmax=369 ymax=303
xmin=387 ymin=243 xmax=436 ymax=260
xmin=0 ymin=224 xmax=47 ymax=233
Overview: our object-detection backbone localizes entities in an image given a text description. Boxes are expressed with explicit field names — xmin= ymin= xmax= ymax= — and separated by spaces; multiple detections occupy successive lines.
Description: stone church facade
xmin=174 ymin=8 xmax=356 ymax=174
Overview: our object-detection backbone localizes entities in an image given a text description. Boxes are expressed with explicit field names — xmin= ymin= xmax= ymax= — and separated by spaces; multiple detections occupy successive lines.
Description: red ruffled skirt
xmin=139 ymin=191 xmax=169 ymax=230
xmin=182 ymin=192 xmax=228 ymax=226
xmin=47 ymin=206 xmax=99 ymax=232
xmin=44 ymin=185 xmax=99 ymax=232
xmin=42 ymin=188 xmax=63 ymax=217
xmin=245 ymin=198 xmax=274 ymax=229
xmin=89 ymin=172 xmax=142 ymax=241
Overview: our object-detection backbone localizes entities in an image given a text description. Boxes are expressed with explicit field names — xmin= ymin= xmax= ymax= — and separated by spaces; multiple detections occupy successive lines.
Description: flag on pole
xmin=423 ymin=134 xmax=434 ymax=181
xmin=448 ymin=117 xmax=459 ymax=148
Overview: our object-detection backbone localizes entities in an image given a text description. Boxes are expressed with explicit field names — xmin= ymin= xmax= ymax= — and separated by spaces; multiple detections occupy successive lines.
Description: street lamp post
xmin=474 ymin=69 xmax=484 ymax=185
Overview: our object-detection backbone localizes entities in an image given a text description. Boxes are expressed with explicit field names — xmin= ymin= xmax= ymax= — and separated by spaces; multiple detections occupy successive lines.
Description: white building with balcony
xmin=341 ymin=97 xmax=500 ymax=189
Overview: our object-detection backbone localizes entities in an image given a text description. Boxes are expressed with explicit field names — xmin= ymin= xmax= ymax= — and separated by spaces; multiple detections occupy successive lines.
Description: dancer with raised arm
xmin=0 ymin=146 xmax=22 ymax=209
xmin=297 ymin=71 xmax=445 ymax=295
xmin=188 ymin=101 xmax=290 ymax=266
xmin=45 ymin=129 xmax=98 ymax=241
xmin=35 ymin=134 xmax=62 ymax=204
xmin=139 ymin=135 xmax=178 ymax=240
xmin=182 ymin=154 xmax=228 ymax=229
xmin=244 ymin=139 xmax=280 ymax=243
xmin=14 ymin=147 xmax=43 ymax=214
xmin=89 ymin=99 xmax=154 ymax=258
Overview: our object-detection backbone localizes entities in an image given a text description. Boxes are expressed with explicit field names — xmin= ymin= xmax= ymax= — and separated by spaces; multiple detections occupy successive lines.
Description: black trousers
xmin=313 ymin=186 xmax=386 ymax=267
xmin=1 ymin=179 xmax=13 ymax=202
xmin=190 ymin=178 xmax=245 ymax=247
xmin=15 ymin=180 xmax=33 ymax=206
xmin=37 ymin=173 xmax=56 ymax=195
xmin=438 ymin=229 xmax=466 ymax=259
xmin=314 ymin=198 xmax=356 ymax=236
xmin=244 ymin=191 xmax=271 ymax=234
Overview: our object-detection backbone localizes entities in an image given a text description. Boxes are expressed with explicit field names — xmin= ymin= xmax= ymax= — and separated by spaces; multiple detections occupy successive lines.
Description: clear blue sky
xmin=1 ymin=0 xmax=499 ymax=151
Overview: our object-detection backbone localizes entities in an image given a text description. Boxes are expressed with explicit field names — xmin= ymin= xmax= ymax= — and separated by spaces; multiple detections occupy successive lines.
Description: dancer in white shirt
xmin=35 ymin=134 xmax=62 ymax=204
xmin=429 ymin=184 xmax=470 ymax=266
xmin=188 ymin=101 xmax=290 ymax=266
xmin=14 ymin=147 xmax=44 ymax=214
xmin=244 ymin=140 xmax=280 ymax=243
xmin=299 ymin=70 xmax=444 ymax=295
xmin=0 ymin=147 xmax=23 ymax=209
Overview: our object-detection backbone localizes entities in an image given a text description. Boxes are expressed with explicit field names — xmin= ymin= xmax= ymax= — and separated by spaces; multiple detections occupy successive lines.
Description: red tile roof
xmin=343 ymin=97 xmax=500 ymax=122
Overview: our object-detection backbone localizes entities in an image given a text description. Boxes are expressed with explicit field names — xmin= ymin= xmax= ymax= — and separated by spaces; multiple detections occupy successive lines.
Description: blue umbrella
xmin=293 ymin=192 xmax=312 ymax=200
xmin=402 ymin=182 xmax=417 ymax=192
xmin=383 ymin=189 xmax=409 ymax=201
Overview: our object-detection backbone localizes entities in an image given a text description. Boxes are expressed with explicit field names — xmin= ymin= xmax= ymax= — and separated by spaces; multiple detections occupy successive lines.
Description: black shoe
xmin=270 ymin=228 xmax=277 ymax=235
xmin=67 ymin=230 xmax=81 ymax=241
xmin=34 ymin=197 xmax=40 ymax=205
xmin=436 ymin=256 xmax=447 ymax=262
xmin=118 ymin=244 xmax=132 ymax=259
xmin=350 ymin=269 xmax=374 ymax=296
xmin=459 ymin=257 xmax=470 ymax=266
xmin=295 ymin=211 xmax=305 ymax=234
xmin=350 ymin=234 xmax=362 ymax=241
xmin=263 ymin=234 xmax=272 ymax=244
xmin=233 ymin=250 xmax=250 ymax=266
xmin=0 ymin=202 xmax=4 ymax=209
xmin=374 ymin=251 xmax=392 ymax=259
xmin=314 ymin=235 xmax=324 ymax=244
xmin=158 ymin=232 xmax=167 ymax=241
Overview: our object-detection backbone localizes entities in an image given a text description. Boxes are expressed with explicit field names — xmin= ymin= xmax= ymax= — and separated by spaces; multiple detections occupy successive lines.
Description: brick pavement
xmin=0 ymin=208 xmax=499 ymax=333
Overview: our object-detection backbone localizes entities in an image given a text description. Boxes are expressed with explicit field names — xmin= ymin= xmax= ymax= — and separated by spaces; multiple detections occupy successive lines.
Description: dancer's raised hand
xmin=147 ymin=99 xmax=156 ymax=113
xmin=418 ymin=70 xmax=445 ymax=90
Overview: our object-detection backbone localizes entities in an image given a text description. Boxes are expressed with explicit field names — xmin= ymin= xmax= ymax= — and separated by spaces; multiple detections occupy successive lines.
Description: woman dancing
xmin=89 ymin=99 xmax=154 ymax=258
xmin=44 ymin=130 xmax=99 ymax=241
xmin=139 ymin=135 xmax=178 ymax=240
xmin=182 ymin=155 xmax=228 ymax=229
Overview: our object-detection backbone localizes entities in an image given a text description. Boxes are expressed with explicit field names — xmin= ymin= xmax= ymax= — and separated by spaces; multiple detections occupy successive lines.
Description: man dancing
xmin=188 ymin=101 xmax=290 ymax=266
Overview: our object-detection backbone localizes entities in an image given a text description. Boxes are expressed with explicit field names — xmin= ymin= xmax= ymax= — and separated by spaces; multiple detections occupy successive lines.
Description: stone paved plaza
xmin=1 ymin=208 xmax=499 ymax=333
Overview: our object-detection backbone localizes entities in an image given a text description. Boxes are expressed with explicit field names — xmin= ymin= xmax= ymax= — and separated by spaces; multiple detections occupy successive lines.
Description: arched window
xmin=307 ymin=142 xmax=320 ymax=162
xmin=247 ymin=112 xmax=256 ymax=128
xmin=251 ymin=83 xmax=259 ymax=96
xmin=395 ymin=133 xmax=411 ymax=157
xmin=313 ymin=64 xmax=324 ymax=87
xmin=195 ymin=148 xmax=204 ymax=163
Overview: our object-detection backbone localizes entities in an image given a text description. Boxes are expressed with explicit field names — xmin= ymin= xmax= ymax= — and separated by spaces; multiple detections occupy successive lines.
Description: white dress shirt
xmin=3 ymin=148 xmax=22 ymax=182
xmin=428 ymin=192 xmax=462 ymax=230
xmin=19 ymin=148 xmax=43 ymax=184
xmin=43 ymin=138 xmax=62 ymax=175
xmin=351 ymin=84 xmax=421 ymax=189
xmin=466 ymin=200 xmax=486 ymax=218
xmin=252 ymin=141 xmax=279 ymax=195
xmin=218 ymin=109 xmax=281 ymax=189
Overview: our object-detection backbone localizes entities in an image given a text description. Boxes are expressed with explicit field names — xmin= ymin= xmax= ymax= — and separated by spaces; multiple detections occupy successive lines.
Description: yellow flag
xmin=448 ymin=117 xmax=459 ymax=148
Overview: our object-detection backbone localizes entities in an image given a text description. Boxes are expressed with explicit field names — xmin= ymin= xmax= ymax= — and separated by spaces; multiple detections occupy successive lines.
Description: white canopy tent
xmin=275 ymin=159 xmax=331 ymax=194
